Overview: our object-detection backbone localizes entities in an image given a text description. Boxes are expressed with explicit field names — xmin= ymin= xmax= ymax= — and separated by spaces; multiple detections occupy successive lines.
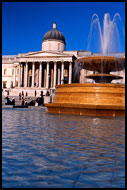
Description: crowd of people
xmin=5 ymin=90 xmax=52 ymax=106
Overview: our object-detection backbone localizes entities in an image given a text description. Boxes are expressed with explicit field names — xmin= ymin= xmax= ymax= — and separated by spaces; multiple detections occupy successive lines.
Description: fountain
xmin=81 ymin=13 xmax=125 ymax=84
xmin=46 ymin=13 xmax=125 ymax=117
xmin=77 ymin=55 xmax=124 ymax=83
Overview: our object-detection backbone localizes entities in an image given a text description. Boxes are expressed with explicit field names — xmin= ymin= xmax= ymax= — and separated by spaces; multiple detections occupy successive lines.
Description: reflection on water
xmin=2 ymin=107 xmax=125 ymax=188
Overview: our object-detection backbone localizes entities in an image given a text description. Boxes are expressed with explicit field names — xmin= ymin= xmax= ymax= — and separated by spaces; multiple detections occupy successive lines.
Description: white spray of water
xmin=87 ymin=13 xmax=123 ymax=55
xmin=74 ymin=13 xmax=125 ymax=82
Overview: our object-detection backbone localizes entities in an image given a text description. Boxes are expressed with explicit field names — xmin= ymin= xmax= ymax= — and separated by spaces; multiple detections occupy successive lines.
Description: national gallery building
xmin=2 ymin=22 xmax=125 ymax=97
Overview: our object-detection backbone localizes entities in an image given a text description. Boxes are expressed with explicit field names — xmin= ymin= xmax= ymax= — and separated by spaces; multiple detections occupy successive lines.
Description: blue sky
xmin=2 ymin=2 xmax=125 ymax=55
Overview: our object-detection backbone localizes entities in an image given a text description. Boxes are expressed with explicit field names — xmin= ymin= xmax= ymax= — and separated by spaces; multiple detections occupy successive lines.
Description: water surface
xmin=2 ymin=107 xmax=125 ymax=188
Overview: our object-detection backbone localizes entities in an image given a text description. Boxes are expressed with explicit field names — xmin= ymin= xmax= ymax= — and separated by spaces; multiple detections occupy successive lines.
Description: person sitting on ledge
xmin=46 ymin=91 xmax=50 ymax=96
xmin=35 ymin=101 xmax=38 ymax=106
xmin=21 ymin=98 xmax=25 ymax=105
xmin=5 ymin=96 xmax=10 ymax=105
xmin=24 ymin=100 xmax=28 ymax=105
xmin=35 ymin=90 xmax=37 ymax=97
xmin=11 ymin=97 xmax=15 ymax=105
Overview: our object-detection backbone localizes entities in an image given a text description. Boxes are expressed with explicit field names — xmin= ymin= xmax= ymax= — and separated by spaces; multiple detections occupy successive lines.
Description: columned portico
xmin=16 ymin=59 xmax=73 ymax=89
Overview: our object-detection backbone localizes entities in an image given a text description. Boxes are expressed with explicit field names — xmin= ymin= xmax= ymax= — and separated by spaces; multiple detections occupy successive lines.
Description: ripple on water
xmin=2 ymin=108 xmax=125 ymax=188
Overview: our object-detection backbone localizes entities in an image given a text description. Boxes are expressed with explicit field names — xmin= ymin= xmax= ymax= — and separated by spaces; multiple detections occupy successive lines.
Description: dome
xmin=42 ymin=22 xmax=66 ymax=44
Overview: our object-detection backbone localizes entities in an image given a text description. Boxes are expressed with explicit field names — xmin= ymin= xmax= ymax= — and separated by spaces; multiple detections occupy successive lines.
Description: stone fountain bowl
xmin=77 ymin=56 xmax=125 ymax=73
xmin=46 ymin=83 xmax=125 ymax=117
xmin=86 ymin=73 xmax=123 ymax=83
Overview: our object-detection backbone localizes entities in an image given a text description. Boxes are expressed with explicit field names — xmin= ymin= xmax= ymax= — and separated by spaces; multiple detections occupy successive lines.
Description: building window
xmin=4 ymin=69 xmax=7 ymax=75
xmin=3 ymin=81 xmax=7 ymax=88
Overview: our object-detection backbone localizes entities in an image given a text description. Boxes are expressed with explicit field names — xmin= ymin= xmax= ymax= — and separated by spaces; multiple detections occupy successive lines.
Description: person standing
xmin=19 ymin=92 xmax=21 ymax=100
xmin=22 ymin=91 xmax=24 ymax=96
xmin=35 ymin=90 xmax=37 ymax=97
xmin=21 ymin=97 xmax=24 ymax=105
xmin=22 ymin=91 xmax=24 ymax=100
xmin=40 ymin=91 xmax=44 ymax=106
xmin=24 ymin=100 xmax=28 ymax=105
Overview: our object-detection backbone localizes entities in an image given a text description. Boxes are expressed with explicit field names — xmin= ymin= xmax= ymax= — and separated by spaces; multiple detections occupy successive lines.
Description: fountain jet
xmin=87 ymin=13 xmax=122 ymax=54
xmin=78 ymin=13 xmax=125 ymax=83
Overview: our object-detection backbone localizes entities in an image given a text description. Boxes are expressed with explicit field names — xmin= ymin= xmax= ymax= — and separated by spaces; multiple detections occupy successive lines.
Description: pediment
xmin=20 ymin=51 xmax=73 ymax=58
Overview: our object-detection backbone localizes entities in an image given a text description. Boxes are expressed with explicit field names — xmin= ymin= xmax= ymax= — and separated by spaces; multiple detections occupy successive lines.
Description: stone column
xmin=37 ymin=68 xmax=39 ymax=87
xmin=61 ymin=62 xmax=64 ymax=84
xmin=44 ymin=68 xmax=46 ymax=87
xmin=13 ymin=66 xmax=16 ymax=87
xmin=51 ymin=68 xmax=54 ymax=87
xmin=46 ymin=62 xmax=49 ymax=89
xmin=18 ymin=63 xmax=21 ymax=87
xmin=39 ymin=62 xmax=42 ymax=88
xmin=20 ymin=63 xmax=23 ymax=87
xmin=69 ymin=62 xmax=72 ymax=84
xmin=57 ymin=65 xmax=61 ymax=85
xmin=53 ymin=62 xmax=57 ymax=88
xmin=32 ymin=62 xmax=35 ymax=87
xmin=25 ymin=62 xmax=28 ymax=87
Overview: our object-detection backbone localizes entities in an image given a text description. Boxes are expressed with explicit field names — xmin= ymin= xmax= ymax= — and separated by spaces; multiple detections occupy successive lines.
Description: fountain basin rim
xmin=77 ymin=55 xmax=125 ymax=61
xmin=86 ymin=73 xmax=123 ymax=78
xmin=46 ymin=83 xmax=125 ymax=117
xmin=76 ymin=56 xmax=125 ymax=72
xmin=86 ymin=74 xmax=123 ymax=83
xmin=56 ymin=83 xmax=125 ymax=88
xmin=46 ymin=103 xmax=125 ymax=110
